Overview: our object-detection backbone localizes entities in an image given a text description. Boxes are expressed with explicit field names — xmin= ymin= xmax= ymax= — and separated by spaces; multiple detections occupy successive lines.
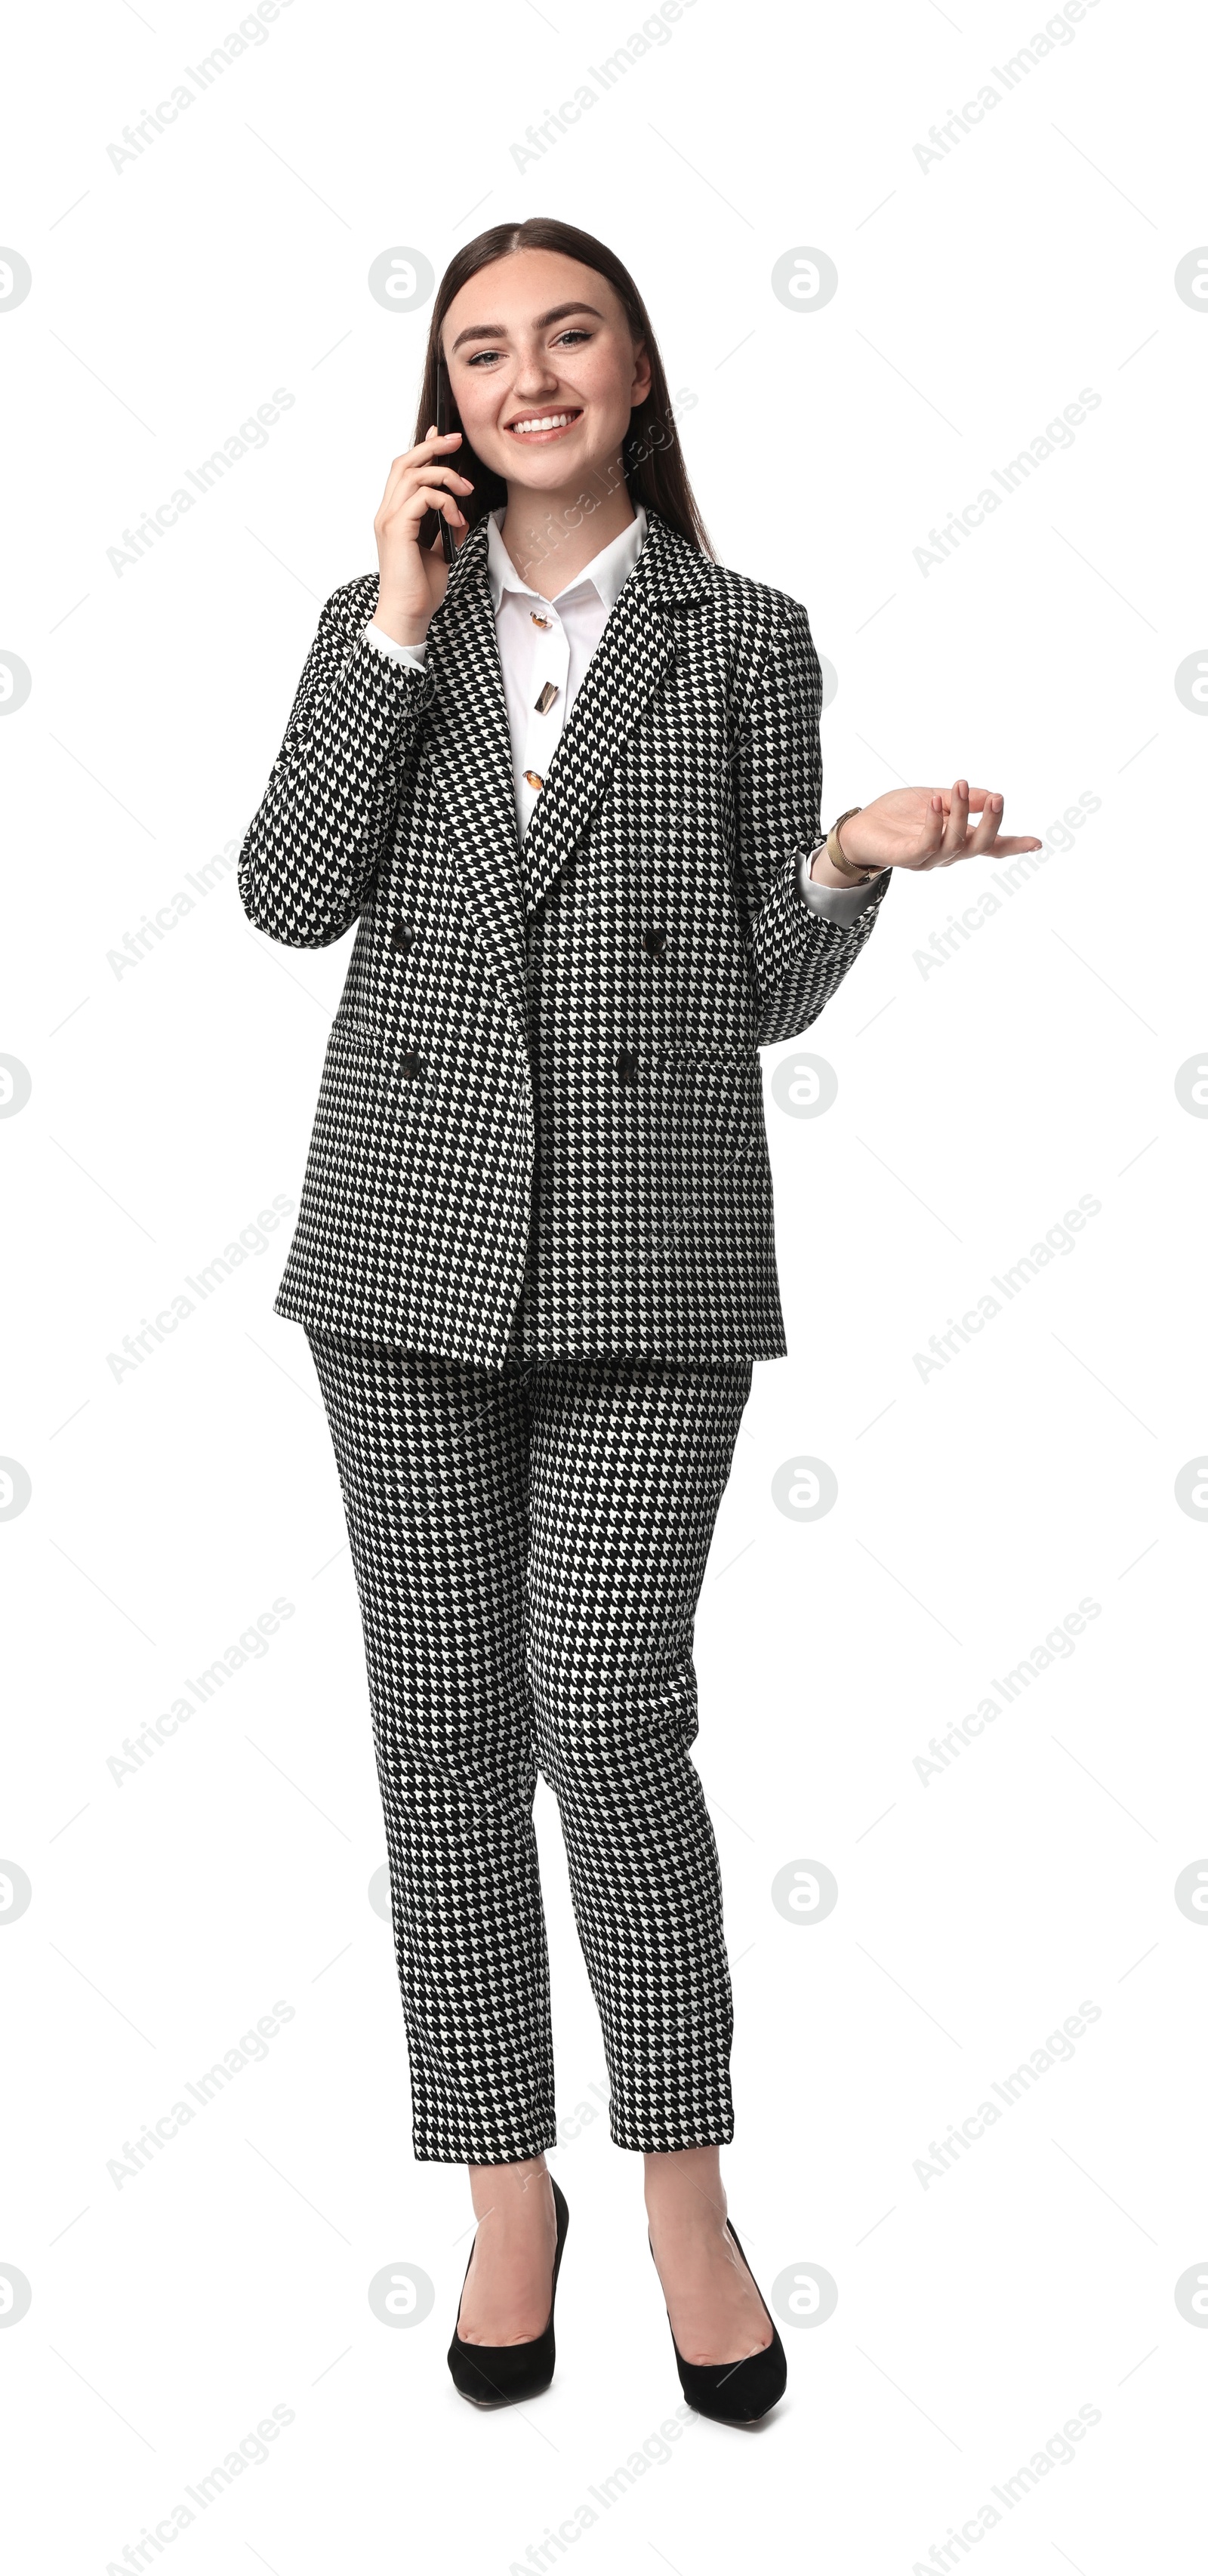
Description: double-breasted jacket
xmin=238 ymin=506 xmax=889 ymax=1364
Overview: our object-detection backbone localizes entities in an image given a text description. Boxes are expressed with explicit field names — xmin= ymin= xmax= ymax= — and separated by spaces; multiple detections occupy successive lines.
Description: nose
xmin=510 ymin=344 xmax=563 ymax=394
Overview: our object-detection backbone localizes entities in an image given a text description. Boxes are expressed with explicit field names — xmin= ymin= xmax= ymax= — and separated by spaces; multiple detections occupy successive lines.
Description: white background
xmin=3 ymin=0 xmax=1206 ymax=2567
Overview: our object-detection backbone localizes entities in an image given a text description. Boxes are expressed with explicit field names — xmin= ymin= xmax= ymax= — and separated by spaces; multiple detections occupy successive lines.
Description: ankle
xmin=467 ymin=2156 xmax=555 ymax=2229
xmin=643 ymin=2147 xmax=728 ymax=2236
xmin=647 ymin=2205 xmax=732 ymax=2261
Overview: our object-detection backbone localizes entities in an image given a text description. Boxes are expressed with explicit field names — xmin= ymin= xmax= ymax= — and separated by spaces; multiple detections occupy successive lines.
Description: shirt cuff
xmin=797 ymin=843 xmax=889 ymax=921
xmin=363 ymin=621 xmax=428 ymax=670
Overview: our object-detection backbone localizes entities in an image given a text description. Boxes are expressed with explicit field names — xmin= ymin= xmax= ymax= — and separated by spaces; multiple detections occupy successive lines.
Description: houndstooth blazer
xmin=238 ymin=505 xmax=890 ymax=1366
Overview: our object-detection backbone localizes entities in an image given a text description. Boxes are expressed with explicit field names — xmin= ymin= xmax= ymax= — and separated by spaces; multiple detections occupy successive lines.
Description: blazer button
xmin=643 ymin=923 xmax=668 ymax=959
xmin=400 ymin=1049 xmax=422 ymax=1079
xmin=390 ymin=917 xmax=414 ymax=955
xmin=616 ymin=1047 xmax=637 ymax=1089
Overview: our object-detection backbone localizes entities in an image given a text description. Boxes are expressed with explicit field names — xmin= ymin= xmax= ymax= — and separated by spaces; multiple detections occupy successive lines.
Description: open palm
xmin=840 ymin=781 xmax=1042 ymax=874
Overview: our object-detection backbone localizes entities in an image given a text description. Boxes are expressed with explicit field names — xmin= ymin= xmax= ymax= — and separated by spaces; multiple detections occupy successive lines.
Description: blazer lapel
xmin=419 ymin=507 xmax=714 ymax=1035
xmin=421 ymin=519 xmax=528 ymax=1038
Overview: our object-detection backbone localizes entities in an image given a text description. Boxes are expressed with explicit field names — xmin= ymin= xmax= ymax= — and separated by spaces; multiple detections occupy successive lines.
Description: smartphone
xmin=435 ymin=357 xmax=458 ymax=564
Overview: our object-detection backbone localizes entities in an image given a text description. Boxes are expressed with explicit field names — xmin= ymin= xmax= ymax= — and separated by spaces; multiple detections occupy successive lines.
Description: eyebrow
xmin=448 ymin=301 xmax=606 ymax=353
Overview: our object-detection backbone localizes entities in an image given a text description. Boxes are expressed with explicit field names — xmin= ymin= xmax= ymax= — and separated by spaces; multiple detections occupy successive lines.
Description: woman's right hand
xmin=371 ymin=429 xmax=474 ymax=646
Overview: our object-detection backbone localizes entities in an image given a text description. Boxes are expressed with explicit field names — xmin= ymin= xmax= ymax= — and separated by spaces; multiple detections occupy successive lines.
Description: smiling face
xmin=440 ymin=248 xmax=652 ymax=496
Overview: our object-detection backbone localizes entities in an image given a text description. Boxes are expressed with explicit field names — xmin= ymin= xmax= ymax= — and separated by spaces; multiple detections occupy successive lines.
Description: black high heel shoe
xmin=650 ymin=2216 xmax=787 ymax=2424
xmin=447 ymin=2175 xmax=569 ymax=2408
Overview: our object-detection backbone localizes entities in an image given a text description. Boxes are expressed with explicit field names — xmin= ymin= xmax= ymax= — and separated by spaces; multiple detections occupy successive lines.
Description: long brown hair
xmin=412 ymin=217 xmax=713 ymax=559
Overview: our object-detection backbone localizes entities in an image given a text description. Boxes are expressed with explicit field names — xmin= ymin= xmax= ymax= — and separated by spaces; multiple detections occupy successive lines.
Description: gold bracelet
xmin=824 ymin=806 xmax=880 ymax=886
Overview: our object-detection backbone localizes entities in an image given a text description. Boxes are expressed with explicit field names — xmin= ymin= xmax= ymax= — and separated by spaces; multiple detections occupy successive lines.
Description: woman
xmin=239 ymin=216 xmax=1040 ymax=2422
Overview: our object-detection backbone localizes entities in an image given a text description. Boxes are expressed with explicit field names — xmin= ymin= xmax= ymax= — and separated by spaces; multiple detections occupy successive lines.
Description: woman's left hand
xmin=837 ymin=781 xmax=1042 ymax=874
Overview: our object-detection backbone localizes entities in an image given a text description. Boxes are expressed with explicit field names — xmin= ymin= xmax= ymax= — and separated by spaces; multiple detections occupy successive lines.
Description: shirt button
xmin=523 ymin=769 xmax=544 ymax=793
xmin=400 ymin=1049 xmax=422 ymax=1079
xmin=534 ymin=682 xmax=559 ymax=715
xmin=529 ymin=610 xmax=553 ymax=629
xmin=390 ymin=917 xmax=414 ymax=954
xmin=643 ymin=924 xmax=668 ymax=958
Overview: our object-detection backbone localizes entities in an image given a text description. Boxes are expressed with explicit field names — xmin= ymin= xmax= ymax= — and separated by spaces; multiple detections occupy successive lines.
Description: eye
xmin=466 ymin=349 xmax=502 ymax=367
xmin=553 ymin=328 xmax=590 ymax=347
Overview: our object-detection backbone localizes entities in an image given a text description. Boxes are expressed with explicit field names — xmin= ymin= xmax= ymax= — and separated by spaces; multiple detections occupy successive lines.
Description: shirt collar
xmin=486 ymin=502 xmax=647 ymax=619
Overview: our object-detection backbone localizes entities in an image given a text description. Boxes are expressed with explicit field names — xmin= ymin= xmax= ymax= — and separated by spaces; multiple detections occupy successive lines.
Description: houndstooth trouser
xmin=307 ymin=1332 xmax=753 ymax=2162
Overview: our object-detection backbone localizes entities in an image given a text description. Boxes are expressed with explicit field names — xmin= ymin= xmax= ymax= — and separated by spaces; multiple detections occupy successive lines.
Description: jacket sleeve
xmin=733 ymin=595 xmax=891 ymax=1047
xmin=238 ymin=580 xmax=433 ymax=949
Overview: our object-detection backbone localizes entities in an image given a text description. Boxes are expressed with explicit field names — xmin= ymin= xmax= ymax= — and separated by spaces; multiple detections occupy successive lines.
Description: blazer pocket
xmin=323 ymin=1011 xmax=430 ymax=1120
xmin=657 ymin=1039 xmax=759 ymax=1068
xmin=654 ymin=1042 xmax=766 ymax=1176
xmin=328 ymin=1009 xmax=381 ymax=1046
xmin=328 ymin=1009 xmax=424 ymax=1072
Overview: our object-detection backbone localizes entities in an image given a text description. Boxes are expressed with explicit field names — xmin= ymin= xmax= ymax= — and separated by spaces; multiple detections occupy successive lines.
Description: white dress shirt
xmin=363 ymin=507 xmax=886 ymax=920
